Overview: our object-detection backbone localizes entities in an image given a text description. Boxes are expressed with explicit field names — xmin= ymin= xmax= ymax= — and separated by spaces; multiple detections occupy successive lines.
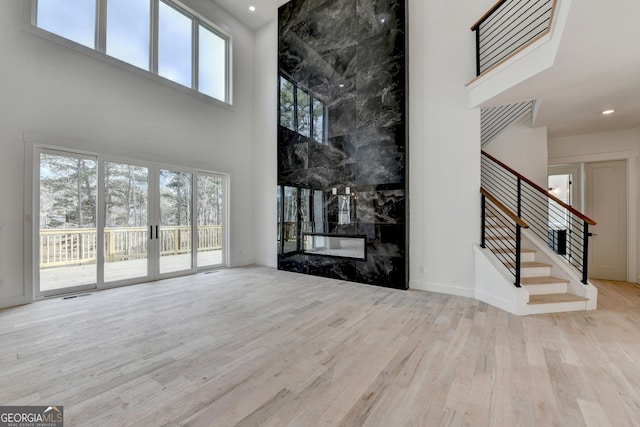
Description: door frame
xmin=549 ymin=150 xmax=638 ymax=283
xmin=25 ymin=140 xmax=229 ymax=301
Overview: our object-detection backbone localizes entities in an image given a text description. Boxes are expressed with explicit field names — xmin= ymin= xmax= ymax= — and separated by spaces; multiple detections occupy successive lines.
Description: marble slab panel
xmin=279 ymin=140 xmax=309 ymax=172
xmin=356 ymin=58 xmax=405 ymax=102
xmin=356 ymin=255 xmax=406 ymax=289
xmin=356 ymin=190 xmax=406 ymax=224
xmin=357 ymin=28 xmax=405 ymax=72
xmin=356 ymin=0 xmax=406 ymax=42
xmin=356 ymin=140 xmax=405 ymax=186
xmin=307 ymin=256 xmax=357 ymax=281
xmin=357 ymin=90 xmax=404 ymax=130
xmin=306 ymin=163 xmax=357 ymax=190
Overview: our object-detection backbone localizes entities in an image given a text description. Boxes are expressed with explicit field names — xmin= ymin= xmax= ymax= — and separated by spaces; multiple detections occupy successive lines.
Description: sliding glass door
xmin=103 ymin=161 xmax=150 ymax=283
xmin=158 ymin=168 xmax=194 ymax=275
xmin=196 ymin=173 xmax=224 ymax=268
xmin=38 ymin=150 xmax=98 ymax=294
xmin=36 ymin=148 xmax=226 ymax=296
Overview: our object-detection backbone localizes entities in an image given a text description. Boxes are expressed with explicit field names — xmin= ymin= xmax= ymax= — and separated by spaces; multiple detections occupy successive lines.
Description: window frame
xmin=27 ymin=0 xmax=231 ymax=105
xmin=278 ymin=74 xmax=327 ymax=144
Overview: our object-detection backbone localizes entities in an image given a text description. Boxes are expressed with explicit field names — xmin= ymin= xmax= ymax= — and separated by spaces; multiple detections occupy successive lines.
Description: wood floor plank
xmin=1 ymin=269 xmax=640 ymax=426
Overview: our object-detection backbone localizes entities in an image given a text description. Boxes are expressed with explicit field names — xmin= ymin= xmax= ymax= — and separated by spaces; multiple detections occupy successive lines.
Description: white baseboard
xmin=409 ymin=280 xmax=475 ymax=298
xmin=0 ymin=295 xmax=28 ymax=309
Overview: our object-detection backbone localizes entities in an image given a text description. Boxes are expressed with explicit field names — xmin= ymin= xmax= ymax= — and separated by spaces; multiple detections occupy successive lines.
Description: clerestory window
xmin=32 ymin=0 xmax=230 ymax=103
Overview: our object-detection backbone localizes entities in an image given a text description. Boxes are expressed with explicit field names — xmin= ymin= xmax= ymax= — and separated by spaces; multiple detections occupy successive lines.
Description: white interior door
xmin=585 ymin=160 xmax=627 ymax=281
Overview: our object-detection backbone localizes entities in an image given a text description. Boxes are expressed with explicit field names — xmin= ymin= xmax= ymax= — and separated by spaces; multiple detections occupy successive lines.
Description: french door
xmin=36 ymin=148 xmax=226 ymax=296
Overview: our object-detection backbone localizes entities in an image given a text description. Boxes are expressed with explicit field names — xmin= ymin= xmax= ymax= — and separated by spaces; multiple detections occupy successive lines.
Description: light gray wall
xmin=252 ymin=20 xmax=278 ymax=268
xmin=0 ymin=0 xmax=256 ymax=307
xmin=485 ymin=116 xmax=549 ymax=188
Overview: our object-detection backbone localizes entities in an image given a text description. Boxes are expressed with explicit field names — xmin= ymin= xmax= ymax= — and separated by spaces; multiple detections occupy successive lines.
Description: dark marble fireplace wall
xmin=277 ymin=0 xmax=407 ymax=289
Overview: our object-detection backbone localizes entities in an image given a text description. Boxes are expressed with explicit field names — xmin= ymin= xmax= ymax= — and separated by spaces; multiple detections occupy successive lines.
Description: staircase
xmin=485 ymin=221 xmax=591 ymax=313
xmin=470 ymin=0 xmax=597 ymax=315
xmin=476 ymin=163 xmax=597 ymax=315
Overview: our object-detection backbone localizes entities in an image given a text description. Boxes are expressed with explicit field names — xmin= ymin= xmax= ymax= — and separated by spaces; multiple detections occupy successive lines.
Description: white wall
xmin=549 ymin=127 xmax=640 ymax=283
xmin=549 ymin=127 xmax=640 ymax=160
xmin=407 ymin=0 xmax=493 ymax=296
xmin=0 ymin=0 xmax=256 ymax=307
xmin=485 ymin=116 xmax=549 ymax=187
xmin=252 ymin=20 xmax=278 ymax=267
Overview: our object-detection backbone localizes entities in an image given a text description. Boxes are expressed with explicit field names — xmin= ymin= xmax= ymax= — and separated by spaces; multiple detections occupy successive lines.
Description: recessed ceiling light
xmin=602 ymin=109 xmax=615 ymax=115
xmin=249 ymin=5 xmax=256 ymax=12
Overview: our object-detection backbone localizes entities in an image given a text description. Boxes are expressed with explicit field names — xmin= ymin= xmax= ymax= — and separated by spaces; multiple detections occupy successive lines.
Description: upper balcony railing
xmin=471 ymin=0 xmax=557 ymax=76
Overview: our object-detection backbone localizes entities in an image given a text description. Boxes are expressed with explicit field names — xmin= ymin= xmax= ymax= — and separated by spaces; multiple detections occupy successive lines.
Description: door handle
xmin=588 ymin=233 xmax=598 ymax=236
xmin=155 ymin=225 xmax=159 ymax=240
xmin=150 ymin=225 xmax=153 ymax=240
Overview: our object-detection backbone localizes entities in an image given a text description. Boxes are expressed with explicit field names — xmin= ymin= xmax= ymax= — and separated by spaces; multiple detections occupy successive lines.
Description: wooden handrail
xmin=481 ymin=187 xmax=529 ymax=228
xmin=471 ymin=0 xmax=507 ymax=30
xmin=481 ymin=151 xmax=597 ymax=226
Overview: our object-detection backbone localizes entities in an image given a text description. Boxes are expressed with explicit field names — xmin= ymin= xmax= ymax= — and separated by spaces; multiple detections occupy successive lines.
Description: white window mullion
xmin=193 ymin=19 xmax=199 ymax=92
xmin=225 ymin=36 xmax=231 ymax=104
xmin=151 ymin=0 xmax=159 ymax=74
xmin=96 ymin=0 xmax=107 ymax=52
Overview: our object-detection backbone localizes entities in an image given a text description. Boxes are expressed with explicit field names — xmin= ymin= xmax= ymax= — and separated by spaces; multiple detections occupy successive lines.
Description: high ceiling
xmin=213 ymin=0 xmax=286 ymax=30
xmin=215 ymin=0 xmax=640 ymax=139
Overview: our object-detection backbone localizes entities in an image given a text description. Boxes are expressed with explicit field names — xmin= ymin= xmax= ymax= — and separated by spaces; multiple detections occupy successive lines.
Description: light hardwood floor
xmin=1 ymin=267 xmax=640 ymax=426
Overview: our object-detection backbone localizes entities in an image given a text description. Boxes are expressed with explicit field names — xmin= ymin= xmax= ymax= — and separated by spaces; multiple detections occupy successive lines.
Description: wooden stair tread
xmin=521 ymin=276 xmax=569 ymax=285
xmin=528 ymin=293 xmax=589 ymax=305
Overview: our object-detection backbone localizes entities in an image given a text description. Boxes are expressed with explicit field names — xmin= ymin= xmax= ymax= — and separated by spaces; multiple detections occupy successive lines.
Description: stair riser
xmin=522 ymin=283 xmax=567 ymax=295
xmin=525 ymin=300 xmax=589 ymax=315
xmin=520 ymin=267 xmax=551 ymax=277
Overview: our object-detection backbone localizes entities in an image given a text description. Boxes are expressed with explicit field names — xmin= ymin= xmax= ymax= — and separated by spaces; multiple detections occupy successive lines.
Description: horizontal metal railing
xmin=481 ymin=100 xmax=535 ymax=146
xmin=481 ymin=188 xmax=529 ymax=286
xmin=40 ymin=225 xmax=222 ymax=268
xmin=481 ymin=151 xmax=596 ymax=283
xmin=471 ymin=0 xmax=556 ymax=75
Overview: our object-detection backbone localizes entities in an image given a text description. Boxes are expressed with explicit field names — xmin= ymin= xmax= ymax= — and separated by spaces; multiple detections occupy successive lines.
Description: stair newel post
xmin=481 ymin=194 xmax=486 ymax=248
xmin=515 ymin=223 xmax=522 ymax=287
xmin=582 ymin=221 xmax=590 ymax=284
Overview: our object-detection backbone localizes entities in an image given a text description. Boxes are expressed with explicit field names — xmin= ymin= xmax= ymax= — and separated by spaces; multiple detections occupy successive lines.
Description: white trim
xmin=409 ymin=280 xmax=475 ymax=298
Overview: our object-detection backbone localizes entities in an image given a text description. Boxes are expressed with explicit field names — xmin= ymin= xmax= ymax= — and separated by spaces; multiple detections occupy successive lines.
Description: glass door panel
xmin=159 ymin=169 xmax=193 ymax=274
xmin=196 ymin=174 xmax=224 ymax=268
xmin=39 ymin=151 xmax=97 ymax=293
xmin=104 ymin=162 xmax=149 ymax=283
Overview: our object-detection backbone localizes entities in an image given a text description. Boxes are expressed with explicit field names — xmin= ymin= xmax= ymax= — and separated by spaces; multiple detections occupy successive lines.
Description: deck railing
xmin=40 ymin=225 xmax=222 ymax=268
